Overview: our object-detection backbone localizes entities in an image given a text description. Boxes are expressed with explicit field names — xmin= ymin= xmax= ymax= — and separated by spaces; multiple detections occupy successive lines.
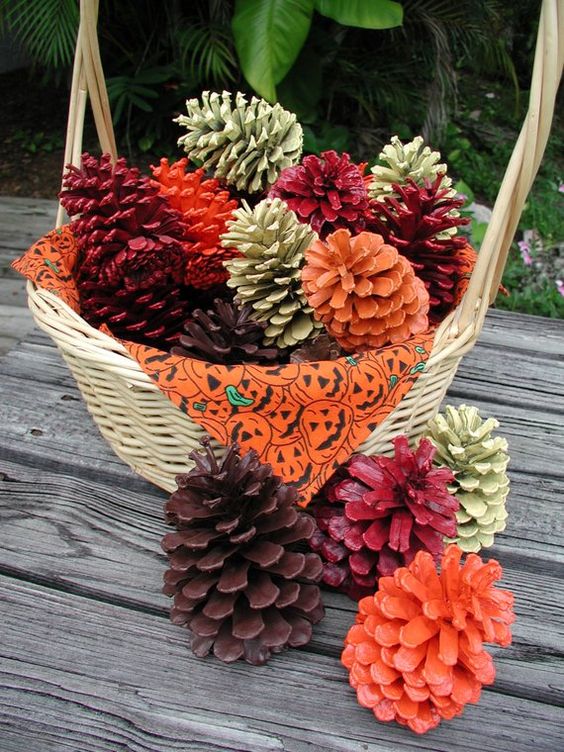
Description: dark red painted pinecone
xmin=162 ymin=439 xmax=325 ymax=665
xmin=370 ymin=175 xmax=470 ymax=321
xmin=172 ymin=299 xmax=279 ymax=365
xmin=269 ymin=150 xmax=371 ymax=239
xmin=308 ymin=436 xmax=458 ymax=600
xmin=60 ymin=153 xmax=191 ymax=347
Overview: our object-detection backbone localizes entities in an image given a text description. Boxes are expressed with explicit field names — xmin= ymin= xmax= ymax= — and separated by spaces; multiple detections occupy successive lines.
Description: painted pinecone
xmin=308 ymin=437 xmax=458 ymax=600
xmin=152 ymin=157 xmax=239 ymax=290
xmin=301 ymin=229 xmax=430 ymax=352
xmin=426 ymin=405 xmax=510 ymax=552
xmin=342 ymin=546 xmax=515 ymax=734
xmin=222 ymin=198 xmax=322 ymax=348
xmin=172 ymin=299 xmax=279 ymax=365
xmin=369 ymin=135 xmax=454 ymax=200
xmin=269 ymin=150 xmax=371 ymax=239
xmin=176 ymin=90 xmax=303 ymax=194
xmin=162 ymin=439 xmax=325 ymax=665
xmin=370 ymin=176 xmax=469 ymax=322
xmin=60 ymin=153 xmax=190 ymax=347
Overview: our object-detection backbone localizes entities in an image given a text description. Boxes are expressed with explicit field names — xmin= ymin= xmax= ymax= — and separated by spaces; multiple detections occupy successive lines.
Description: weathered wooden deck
xmin=0 ymin=197 xmax=563 ymax=751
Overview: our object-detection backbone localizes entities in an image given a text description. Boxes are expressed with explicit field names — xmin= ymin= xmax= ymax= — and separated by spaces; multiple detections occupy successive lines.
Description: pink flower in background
xmin=518 ymin=240 xmax=533 ymax=266
xmin=556 ymin=279 xmax=564 ymax=297
xmin=558 ymin=183 xmax=564 ymax=194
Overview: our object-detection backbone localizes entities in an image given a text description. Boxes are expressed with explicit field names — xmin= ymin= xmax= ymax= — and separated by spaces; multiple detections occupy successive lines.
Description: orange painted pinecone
xmin=152 ymin=158 xmax=239 ymax=289
xmin=341 ymin=545 xmax=515 ymax=734
xmin=301 ymin=229 xmax=429 ymax=352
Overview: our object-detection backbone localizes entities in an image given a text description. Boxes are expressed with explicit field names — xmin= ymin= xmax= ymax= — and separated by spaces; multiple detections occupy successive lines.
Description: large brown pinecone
xmin=162 ymin=439 xmax=325 ymax=665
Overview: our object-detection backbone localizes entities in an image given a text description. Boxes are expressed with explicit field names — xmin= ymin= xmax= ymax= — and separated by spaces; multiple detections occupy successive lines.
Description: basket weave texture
xmin=21 ymin=0 xmax=564 ymax=496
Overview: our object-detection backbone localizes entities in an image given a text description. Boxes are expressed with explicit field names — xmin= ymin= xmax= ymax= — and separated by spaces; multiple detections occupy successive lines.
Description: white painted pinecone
xmin=221 ymin=198 xmax=321 ymax=348
xmin=426 ymin=404 xmax=510 ymax=553
xmin=176 ymin=91 xmax=303 ymax=194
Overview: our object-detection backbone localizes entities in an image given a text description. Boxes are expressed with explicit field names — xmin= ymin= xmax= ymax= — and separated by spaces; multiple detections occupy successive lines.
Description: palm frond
xmin=1 ymin=0 xmax=78 ymax=68
xmin=174 ymin=22 xmax=237 ymax=85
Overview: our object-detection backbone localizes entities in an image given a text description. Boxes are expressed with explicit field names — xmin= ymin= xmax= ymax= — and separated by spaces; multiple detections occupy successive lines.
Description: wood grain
xmin=0 ymin=196 xmax=56 ymax=353
xmin=1 ymin=577 xmax=562 ymax=752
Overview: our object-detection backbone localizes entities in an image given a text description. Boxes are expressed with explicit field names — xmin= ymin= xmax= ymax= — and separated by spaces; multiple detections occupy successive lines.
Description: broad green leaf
xmin=232 ymin=0 xmax=314 ymax=102
xmin=316 ymin=123 xmax=350 ymax=152
xmin=315 ymin=0 xmax=403 ymax=30
xmin=302 ymin=126 xmax=319 ymax=154
xmin=278 ymin=47 xmax=323 ymax=123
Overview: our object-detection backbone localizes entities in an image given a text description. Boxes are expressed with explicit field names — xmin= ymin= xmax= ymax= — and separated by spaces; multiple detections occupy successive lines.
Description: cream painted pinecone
xmin=222 ymin=198 xmax=322 ymax=348
xmin=176 ymin=91 xmax=303 ymax=194
xmin=426 ymin=404 xmax=510 ymax=553
xmin=369 ymin=135 xmax=454 ymax=200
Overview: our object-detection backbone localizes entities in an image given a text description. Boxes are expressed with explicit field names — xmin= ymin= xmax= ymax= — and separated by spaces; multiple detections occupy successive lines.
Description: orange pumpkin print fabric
xmin=13 ymin=228 xmax=477 ymax=506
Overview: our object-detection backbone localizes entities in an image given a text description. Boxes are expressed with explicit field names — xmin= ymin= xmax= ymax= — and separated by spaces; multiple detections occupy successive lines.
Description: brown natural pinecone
xmin=290 ymin=333 xmax=345 ymax=363
xmin=162 ymin=439 xmax=325 ymax=665
xmin=172 ymin=299 xmax=279 ymax=365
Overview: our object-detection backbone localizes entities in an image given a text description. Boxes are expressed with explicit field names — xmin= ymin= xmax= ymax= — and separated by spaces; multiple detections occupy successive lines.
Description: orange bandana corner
xmin=124 ymin=335 xmax=434 ymax=504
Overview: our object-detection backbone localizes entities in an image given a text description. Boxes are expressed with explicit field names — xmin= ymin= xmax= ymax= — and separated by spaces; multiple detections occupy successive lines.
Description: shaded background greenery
xmin=2 ymin=0 xmax=562 ymax=316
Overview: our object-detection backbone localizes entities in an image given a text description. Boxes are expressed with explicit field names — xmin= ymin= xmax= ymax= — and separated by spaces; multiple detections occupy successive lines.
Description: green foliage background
xmin=2 ymin=0 xmax=562 ymax=317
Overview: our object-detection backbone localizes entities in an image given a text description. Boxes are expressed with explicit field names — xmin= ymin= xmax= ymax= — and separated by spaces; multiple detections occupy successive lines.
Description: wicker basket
xmin=26 ymin=0 xmax=563 ymax=494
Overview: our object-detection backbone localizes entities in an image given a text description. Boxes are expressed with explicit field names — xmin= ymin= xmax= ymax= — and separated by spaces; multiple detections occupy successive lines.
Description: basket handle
xmin=57 ymin=0 xmax=562 ymax=335
xmin=454 ymin=0 xmax=563 ymax=334
xmin=56 ymin=0 xmax=117 ymax=227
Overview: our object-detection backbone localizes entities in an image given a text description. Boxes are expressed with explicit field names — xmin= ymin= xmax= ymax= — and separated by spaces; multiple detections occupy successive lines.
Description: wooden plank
xmin=0 ymin=276 xmax=28 ymax=306
xmin=0 ymin=453 xmax=562 ymax=711
xmin=0 ymin=196 xmax=55 ymax=354
xmin=0 ymin=577 xmax=562 ymax=752
xmin=479 ymin=309 xmax=563 ymax=356
xmin=0 ymin=196 xmax=57 ymax=245
xmin=0 ymin=450 xmax=561 ymax=599
xmin=0 ymin=304 xmax=34 ymax=356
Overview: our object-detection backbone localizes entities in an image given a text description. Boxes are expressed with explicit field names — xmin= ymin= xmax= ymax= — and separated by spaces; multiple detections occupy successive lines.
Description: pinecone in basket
xmin=60 ymin=152 xmax=191 ymax=347
xmin=172 ymin=299 xmax=279 ymax=365
xmin=269 ymin=150 xmax=371 ymax=239
xmin=151 ymin=157 xmax=240 ymax=290
xmin=368 ymin=135 xmax=454 ymax=200
xmin=308 ymin=436 xmax=458 ymax=599
xmin=162 ymin=439 xmax=325 ymax=665
xmin=426 ymin=404 xmax=510 ymax=552
xmin=370 ymin=176 xmax=469 ymax=322
xmin=222 ymin=198 xmax=322 ymax=348
xmin=301 ymin=229 xmax=430 ymax=352
xmin=176 ymin=91 xmax=303 ymax=194
xmin=289 ymin=333 xmax=345 ymax=364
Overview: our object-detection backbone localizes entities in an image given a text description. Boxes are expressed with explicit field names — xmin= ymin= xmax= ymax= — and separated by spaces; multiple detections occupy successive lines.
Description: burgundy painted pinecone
xmin=162 ymin=439 xmax=325 ymax=665
xmin=269 ymin=150 xmax=371 ymax=239
xmin=60 ymin=152 xmax=191 ymax=347
xmin=308 ymin=437 xmax=458 ymax=600
xmin=370 ymin=175 xmax=469 ymax=321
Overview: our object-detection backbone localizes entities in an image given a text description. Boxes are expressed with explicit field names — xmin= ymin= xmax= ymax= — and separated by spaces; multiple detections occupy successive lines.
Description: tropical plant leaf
xmin=0 ymin=0 xmax=78 ymax=68
xmin=232 ymin=0 xmax=314 ymax=101
xmin=277 ymin=46 xmax=323 ymax=122
xmin=315 ymin=0 xmax=403 ymax=29
xmin=175 ymin=23 xmax=237 ymax=85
